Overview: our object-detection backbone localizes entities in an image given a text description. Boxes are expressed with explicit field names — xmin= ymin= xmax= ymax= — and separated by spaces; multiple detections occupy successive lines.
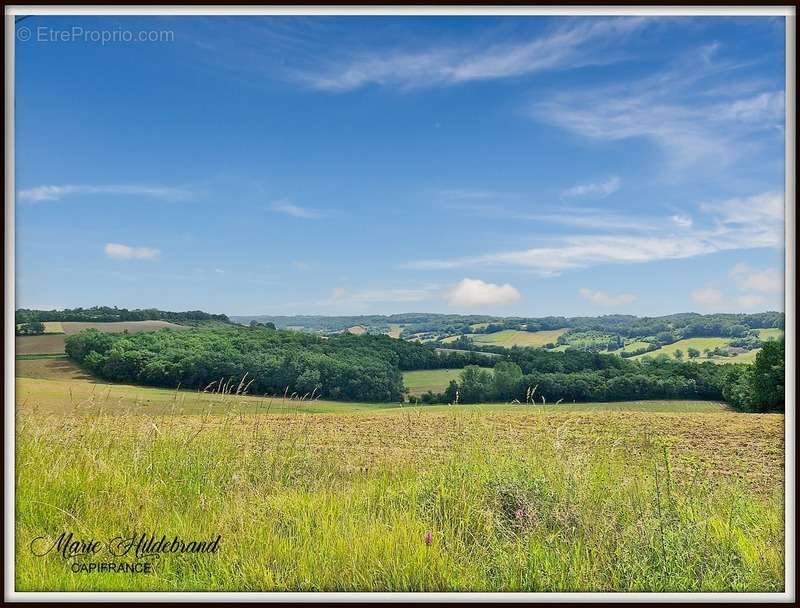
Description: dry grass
xmin=15 ymin=334 xmax=67 ymax=355
xmin=15 ymin=397 xmax=784 ymax=591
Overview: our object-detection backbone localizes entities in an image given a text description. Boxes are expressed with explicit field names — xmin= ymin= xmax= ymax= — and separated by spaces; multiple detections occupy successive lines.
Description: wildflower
xmin=514 ymin=508 xmax=526 ymax=521
xmin=424 ymin=530 xmax=433 ymax=546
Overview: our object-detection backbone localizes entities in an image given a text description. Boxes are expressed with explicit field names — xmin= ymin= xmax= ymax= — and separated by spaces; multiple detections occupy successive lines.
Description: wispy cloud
xmin=530 ymin=44 xmax=784 ymax=169
xmin=562 ymin=176 xmax=620 ymax=198
xmin=18 ymin=184 xmax=194 ymax=203
xmin=446 ymin=278 xmax=521 ymax=308
xmin=578 ymin=287 xmax=637 ymax=307
xmin=295 ymin=18 xmax=648 ymax=91
xmin=269 ymin=200 xmax=323 ymax=219
xmin=403 ymin=191 xmax=784 ymax=276
xmin=444 ymin=198 xmax=661 ymax=233
xmin=104 ymin=243 xmax=160 ymax=261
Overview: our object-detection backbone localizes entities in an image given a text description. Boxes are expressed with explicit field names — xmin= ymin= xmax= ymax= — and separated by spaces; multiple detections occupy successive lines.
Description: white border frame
xmin=3 ymin=5 xmax=796 ymax=603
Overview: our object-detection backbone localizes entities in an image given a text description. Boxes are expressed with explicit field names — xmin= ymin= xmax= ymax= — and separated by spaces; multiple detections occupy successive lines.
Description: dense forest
xmin=16 ymin=306 xmax=229 ymax=324
xmin=64 ymin=326 xmax=495 ymax=402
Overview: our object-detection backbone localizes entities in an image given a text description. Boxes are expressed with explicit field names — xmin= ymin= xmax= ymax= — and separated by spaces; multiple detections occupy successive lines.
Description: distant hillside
xmin=232 ymin=311 xmax=783 ymax=337
xmin=231 ymin=311 xmax=784 ymax=363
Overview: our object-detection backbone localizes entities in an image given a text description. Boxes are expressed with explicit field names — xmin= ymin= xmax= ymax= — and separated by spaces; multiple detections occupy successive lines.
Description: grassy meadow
xmin=467 ymin=329 xmax=568 ymax=348
xmin=631 ymin=333 xmax=784 ymax=364
xmin=403 ymin=368 xmax=491 ymax=396
xmin=14 ymin=360 xmax=785 ymax=592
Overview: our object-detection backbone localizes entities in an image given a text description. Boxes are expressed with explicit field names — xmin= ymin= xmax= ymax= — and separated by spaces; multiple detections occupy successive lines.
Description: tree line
xmin=16 ymin=306 xmax=229 ymax=324
xmin=412 ymin=349 xmax=730 ymax=405
xmin=414 ymin=341 xmax=784 ymax=411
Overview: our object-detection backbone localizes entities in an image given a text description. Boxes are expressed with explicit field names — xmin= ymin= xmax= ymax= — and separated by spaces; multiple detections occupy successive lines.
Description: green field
xmin=612 ymin=340 xmax=652 ymax=354
xmin=629 ymin=331 xmax=783 ymax=364
xmin=403 ymin=368 xmax=491 ymax=396
xmin=468 ymin=329 xmax=568 ymax=348
xmin=633 ymin=337 xmax=730 ymax=358
xmin=758 ymin=328 xmax=784 ymax=341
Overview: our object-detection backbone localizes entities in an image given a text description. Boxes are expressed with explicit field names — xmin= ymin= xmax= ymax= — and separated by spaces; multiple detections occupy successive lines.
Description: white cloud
xmin=104 ymin=243 xmax=160 ymax=260
xmin=578 ymin=288 xmax=637 ymax=307
xmin=701 ymin=191 xmax=784 ymax=226
xmin=729 ymin=263 xmax=783 ymax=293
xmin=403 ymin=191 xmax=784 ymax=275
xmin=446 ymin=278 xmax=521 ymax=308
xmin=691 ymin=287 xmax=724 ymax=309
xmin=671 ymin=214 xmax=693 ymax=228
xmin=562 ymin=176 xmax=620 ymax=198
xmin=269 ymin=200 xmax=322 ymax=219
xmin=407 ymin=234 xmax=716 ymax=274
xmin=18 ymin=184 xmax=193 ymax=203
xmin=297 ymin=18 xmax=648 ymax=91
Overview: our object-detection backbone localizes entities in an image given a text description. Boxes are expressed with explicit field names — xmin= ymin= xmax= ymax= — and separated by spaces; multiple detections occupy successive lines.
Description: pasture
xmin=468 ymin=329 xmax=568 ymax=348
xmin=13 ymin=368 xmax=785 ymax=592
xmin=403 ymin=368 xmax=490 ymax=396
xmin=612 ymin=340 xmax=651 ymax=354
xmin=633 ymin=337 xmax=734 ymax=361
xmin=758 ymin=328 xmax=785 ymax=341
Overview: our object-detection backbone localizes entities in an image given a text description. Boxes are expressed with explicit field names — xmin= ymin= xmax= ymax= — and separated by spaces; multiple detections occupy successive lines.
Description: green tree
xmin=491 ymin=361 xmax=523 ymax=400
xmin=750 ymin=340 xmax=784 ymax=411
xmin=687 ymin=347 xmax=701 ymax=359
xmin=673 ymin=349 xmax=684 ymax=361
xmin=458 ymin=365 xmax=493 ymax=403
xmin=15 ymin=321 xmax=45 ymax=336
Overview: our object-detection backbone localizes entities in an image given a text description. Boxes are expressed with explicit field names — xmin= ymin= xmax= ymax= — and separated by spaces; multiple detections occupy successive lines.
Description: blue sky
xmin=15 ymin=15 xmax=786 ymax=317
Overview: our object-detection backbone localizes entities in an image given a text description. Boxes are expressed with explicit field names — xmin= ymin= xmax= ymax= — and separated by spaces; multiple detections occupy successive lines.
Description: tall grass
xmin=15 ymin=399 xmax=783 ymax=592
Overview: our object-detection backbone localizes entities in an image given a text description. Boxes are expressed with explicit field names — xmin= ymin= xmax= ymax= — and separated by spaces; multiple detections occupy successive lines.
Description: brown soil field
xmin=14 ymin=334 xmax=67 ymax=355
xmin=15 ymin=358 xmax=92 ymax=381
